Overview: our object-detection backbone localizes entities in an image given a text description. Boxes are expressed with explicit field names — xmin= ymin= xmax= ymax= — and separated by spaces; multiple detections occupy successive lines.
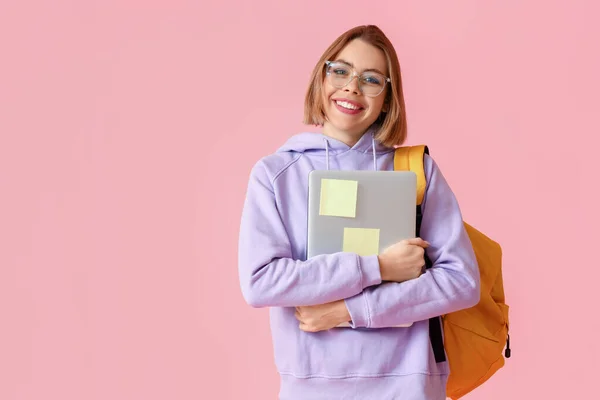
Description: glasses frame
xmin=324 ymin=60 xmax=391 ymax=98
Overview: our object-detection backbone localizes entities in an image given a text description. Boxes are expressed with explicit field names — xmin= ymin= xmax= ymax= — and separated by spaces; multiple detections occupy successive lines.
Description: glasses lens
xmin=360 ymin=73 xmax=386 ymax=97
xmin=326 ymin=63 xmax=352 ymax=88
xmin=325 ymin=62 xmax=387 ymax=97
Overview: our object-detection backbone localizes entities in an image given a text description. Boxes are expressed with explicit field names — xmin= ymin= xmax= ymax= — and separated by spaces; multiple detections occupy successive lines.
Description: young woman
xmin=238 ymin=25 xmax=480 ymax=400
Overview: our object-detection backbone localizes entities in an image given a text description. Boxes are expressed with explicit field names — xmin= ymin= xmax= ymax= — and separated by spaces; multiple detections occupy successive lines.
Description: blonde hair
xmin=303 ymin=25 xmax=408 ymax=147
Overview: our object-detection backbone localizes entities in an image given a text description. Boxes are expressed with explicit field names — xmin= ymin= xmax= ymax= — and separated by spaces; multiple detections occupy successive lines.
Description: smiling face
xmin=321 ymin=39 xmax=389 ymax=146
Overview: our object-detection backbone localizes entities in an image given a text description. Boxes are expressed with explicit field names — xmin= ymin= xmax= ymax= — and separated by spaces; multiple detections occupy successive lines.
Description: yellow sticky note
xmin=343 ymin=227 xmax=380 ymax=256
xmin=319 ymin=179 xmax=358 ymax=218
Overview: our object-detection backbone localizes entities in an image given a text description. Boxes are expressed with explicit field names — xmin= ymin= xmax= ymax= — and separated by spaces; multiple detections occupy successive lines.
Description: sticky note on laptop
xmin=343 ymin=227 xmax=380 ymax=256
xmin=319 ymin=179 xmax=358 ymax=218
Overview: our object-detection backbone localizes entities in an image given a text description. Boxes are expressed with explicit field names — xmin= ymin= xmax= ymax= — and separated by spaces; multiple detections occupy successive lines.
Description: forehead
xmin=335 ymin=39 xmax=388 ymax=75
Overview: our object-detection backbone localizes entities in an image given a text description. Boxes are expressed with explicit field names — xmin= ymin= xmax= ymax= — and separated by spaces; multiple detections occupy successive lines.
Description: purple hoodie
xmin=238 ymin=125 xmax=480 ymax=400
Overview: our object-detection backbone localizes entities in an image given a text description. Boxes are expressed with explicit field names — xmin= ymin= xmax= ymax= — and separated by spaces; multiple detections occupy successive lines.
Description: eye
xmin=333 ymin=68 xmax=349 ymax=76
xmin=363 ymin=75 xmax=382 ymax=85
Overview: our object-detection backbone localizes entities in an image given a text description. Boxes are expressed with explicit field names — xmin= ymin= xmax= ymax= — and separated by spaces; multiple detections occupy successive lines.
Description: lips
xmin=332 ymin=98 xmax=365 ymax=115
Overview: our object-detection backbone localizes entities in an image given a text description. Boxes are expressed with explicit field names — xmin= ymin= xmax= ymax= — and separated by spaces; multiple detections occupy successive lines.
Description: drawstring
xmin=323 ymin=138 xmax=330 ymax=170
xmin=371 ymin=135 xmax=377 ymax=171
xmin=322 ymin=134 xmax=377 ymax=171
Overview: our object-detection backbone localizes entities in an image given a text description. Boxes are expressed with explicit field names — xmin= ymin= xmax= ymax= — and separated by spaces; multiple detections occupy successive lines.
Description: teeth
xmin=336 ymin=100 xmax=360 ymax=110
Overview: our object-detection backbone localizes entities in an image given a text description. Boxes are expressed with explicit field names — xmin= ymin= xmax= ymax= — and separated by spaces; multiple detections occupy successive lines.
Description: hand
xmin=378 ymin=237 xmax=430 ymax=283
xmin=295 ymin=300 xmax=351 ymax=332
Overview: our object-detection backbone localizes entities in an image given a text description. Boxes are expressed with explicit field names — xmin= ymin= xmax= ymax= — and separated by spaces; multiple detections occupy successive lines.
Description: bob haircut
xmin=303 ymin=25 xmax=408 ymax=147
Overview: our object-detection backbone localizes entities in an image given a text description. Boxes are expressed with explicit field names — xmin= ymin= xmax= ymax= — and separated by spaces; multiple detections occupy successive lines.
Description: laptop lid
xmin=307 ymin=169 xmax=417 ymax=260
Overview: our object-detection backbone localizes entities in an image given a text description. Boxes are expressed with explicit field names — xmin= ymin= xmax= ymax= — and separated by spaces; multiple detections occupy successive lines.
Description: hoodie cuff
xmin=358 ymin=255 xmax=382 ymax=289
xmin=344 ymin=292 xmax=370 ymax=328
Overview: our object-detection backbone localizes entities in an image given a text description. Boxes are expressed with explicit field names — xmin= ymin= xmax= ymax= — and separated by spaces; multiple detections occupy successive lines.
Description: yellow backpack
xmin=394 ymin=145 xmax=510 ymax=400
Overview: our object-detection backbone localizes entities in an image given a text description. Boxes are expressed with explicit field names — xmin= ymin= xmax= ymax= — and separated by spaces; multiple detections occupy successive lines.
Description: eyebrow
xmin=335 ymin=59 xmax=387 ymax=76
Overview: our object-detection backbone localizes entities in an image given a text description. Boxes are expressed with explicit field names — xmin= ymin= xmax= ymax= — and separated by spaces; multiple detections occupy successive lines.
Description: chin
xmin=331 ymin=119 xmax=369 ymax=135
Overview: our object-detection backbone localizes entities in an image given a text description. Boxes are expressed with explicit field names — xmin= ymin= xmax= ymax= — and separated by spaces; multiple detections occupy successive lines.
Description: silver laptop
xmin=306 ymin=169 xmax=417 ymax=328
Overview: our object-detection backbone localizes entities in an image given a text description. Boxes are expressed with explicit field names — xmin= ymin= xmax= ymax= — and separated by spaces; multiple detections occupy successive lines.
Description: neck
xmin=322 ymin=123 xmax=366 ymax=147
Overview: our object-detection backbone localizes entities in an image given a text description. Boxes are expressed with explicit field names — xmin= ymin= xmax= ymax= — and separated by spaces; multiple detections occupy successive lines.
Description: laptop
xmin=306 ymin=169 xmax=418 ymax=328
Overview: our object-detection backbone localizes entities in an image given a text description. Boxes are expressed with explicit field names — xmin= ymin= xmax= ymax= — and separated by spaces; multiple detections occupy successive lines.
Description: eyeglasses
xmin=324 ymin=60 xmax=390 ymax=98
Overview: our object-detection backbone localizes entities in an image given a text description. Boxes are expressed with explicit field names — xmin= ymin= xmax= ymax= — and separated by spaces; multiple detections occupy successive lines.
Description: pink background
xmin=1 ymin=1 xmax=599 ymax=399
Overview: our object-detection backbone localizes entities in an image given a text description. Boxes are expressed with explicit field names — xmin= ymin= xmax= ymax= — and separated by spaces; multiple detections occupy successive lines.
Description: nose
xmin=344 ymin=75 xmax=361 ymax=95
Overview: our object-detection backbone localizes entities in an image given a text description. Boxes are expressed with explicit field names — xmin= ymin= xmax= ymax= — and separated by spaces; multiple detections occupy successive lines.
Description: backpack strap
xmin=393 ymin=145 xmax=428 ymax=206
xmin=393 ymin=145 xmax=447 ymax=364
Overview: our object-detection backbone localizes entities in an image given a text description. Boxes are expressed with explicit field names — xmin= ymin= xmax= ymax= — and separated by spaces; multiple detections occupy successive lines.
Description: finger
xmin=294 ymin=310 xmax=302 ymax=321
xmin=299 ymin=322 xmax=317 ymax=332
xmin=404 ymin=237 xmax=430 ymax=247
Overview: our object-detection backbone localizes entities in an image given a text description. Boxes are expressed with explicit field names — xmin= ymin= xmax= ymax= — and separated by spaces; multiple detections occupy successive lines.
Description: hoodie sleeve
xmin=343 ymin=154 xmax=480 ymax=328
xmin=238 ymin=159 xmax=382 ymax=308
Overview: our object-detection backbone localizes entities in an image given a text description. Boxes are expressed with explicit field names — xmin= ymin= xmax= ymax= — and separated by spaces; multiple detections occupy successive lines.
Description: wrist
xmin=377 ymin=255 xmax=388 ymax=281
xmin=336 ymin=300 xmax=351 ymax=324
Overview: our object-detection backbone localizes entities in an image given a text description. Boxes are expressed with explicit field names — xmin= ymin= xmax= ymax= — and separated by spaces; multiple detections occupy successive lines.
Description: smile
xmin=333 ymin=99 xmax=365 ymax=115
xmin=335 ymin=100 xmax=361 ymax=110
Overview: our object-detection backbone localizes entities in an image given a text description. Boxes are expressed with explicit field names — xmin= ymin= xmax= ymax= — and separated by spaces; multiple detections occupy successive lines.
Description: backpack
xmin=394 ymin=145 xmax=511 ymax=400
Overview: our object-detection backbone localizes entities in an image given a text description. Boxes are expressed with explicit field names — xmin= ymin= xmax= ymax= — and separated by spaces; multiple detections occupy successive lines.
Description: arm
xmin=343 ymin=154 xmax=480 ymax=328
xmin=238 ymin=160 xmax=382 ymax=308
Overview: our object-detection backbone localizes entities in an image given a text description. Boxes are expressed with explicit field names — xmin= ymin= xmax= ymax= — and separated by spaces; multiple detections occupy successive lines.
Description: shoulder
xmin=423 ymin=152 xmax=450 ymax=187
xmin=423 ymin=152 xmax=438 ymax=178
xmin=248 ymin=151 xmax=302 ymax=186
xmin=421 ymin=152 xmax=459 ymax=211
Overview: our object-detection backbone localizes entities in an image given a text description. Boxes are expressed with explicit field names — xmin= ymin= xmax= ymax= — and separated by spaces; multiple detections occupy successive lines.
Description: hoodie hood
xmin=276 ymin=124 xmax=392 ymax=171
